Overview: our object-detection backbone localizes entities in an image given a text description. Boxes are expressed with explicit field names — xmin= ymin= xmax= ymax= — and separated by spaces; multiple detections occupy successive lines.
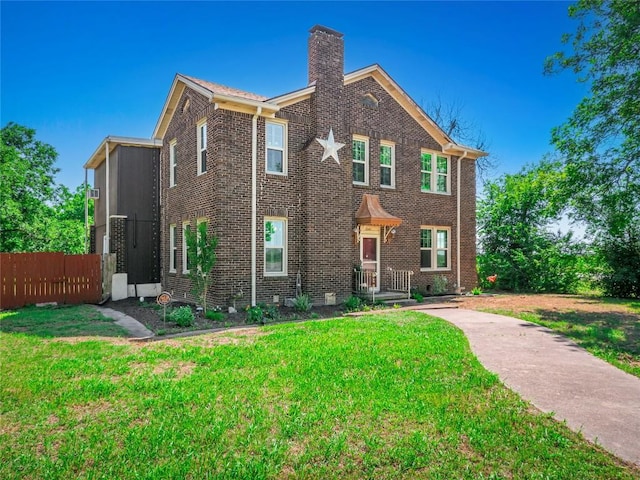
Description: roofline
xmin=268 ymin=84 xmax=316 ymax=107
xmin=84 ymin=136 xmax=162 ymax=169
xmin=443 ymin=142 xmax=488 ymax=159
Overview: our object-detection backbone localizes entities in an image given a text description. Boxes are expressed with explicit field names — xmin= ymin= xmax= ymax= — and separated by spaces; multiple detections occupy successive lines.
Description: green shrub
xmin=432 ymin=275 xmax=449 ymax=295
xmin=411 ymin=292 xmax=424 ymax=303
xmin=246 ymin=305 xmax=265 ymax=324
xmin=205 ymin=310 xmax=225 ymax=322
xmin=343 ymin=295 xmax=363 ymax=312
xmin=471 ymin=287 xmax=482 ymax=295
xmin=168 ymin=306 xmax=194 ymax=327
xmin=293 ymin=293 xmax=312 ymax=312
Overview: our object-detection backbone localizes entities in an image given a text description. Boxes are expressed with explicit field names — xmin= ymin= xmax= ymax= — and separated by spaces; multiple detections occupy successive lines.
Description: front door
xmin=360 ymin=234 xmax=380 ymax=292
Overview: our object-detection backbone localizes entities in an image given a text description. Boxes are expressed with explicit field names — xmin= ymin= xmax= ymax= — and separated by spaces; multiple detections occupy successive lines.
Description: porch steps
xmin=356 ymin=291 xmax=413 ymax=303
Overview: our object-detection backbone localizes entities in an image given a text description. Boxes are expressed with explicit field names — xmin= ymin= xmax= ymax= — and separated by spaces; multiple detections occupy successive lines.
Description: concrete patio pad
xmin=419 ymin=307 xmax=640 ymax=466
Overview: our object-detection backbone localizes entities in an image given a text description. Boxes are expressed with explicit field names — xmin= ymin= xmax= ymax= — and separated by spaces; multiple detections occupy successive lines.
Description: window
xmin=197 ymin=119 xmax=207 ymax=175
xmin=182 ymin=221 xmax=191 ymax=274
xmin=352 ymin=135 xmax=369 ymax=185
xmin=380 ymin=141 xmax=395 ymax=188
xmin=169 ymin=140 xmax=177 ymax=187
xmin=266 ymin=120 xmax=287 ymax=175
xmin=420 ymin=227 xmax=450 ymax=270
xmin=169 ymin=224 xmax=177 ymax=273
xmin=421 ymin=150 xmax=450 ymax=193
xmin=264 ymin=217 xmax=287 ymax=276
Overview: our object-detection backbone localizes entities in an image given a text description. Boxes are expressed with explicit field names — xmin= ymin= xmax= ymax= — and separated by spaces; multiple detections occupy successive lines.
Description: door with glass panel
xmin=360 ymin=234 xmax=380 ymax=292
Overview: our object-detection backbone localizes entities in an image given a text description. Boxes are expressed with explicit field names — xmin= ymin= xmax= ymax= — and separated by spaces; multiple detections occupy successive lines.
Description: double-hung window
xmin=380 ymin=141 xmax=395 ymax=188
xmin=182 ymin=221 xmax=191 ymax=274
xmin=352 ymin=135 xmax=369 ymax=185
xmin=420 ymin=226 xmax=450 ymax=270
xmin=169 ymin=140 xmax=177 ymax=187
xmin=169 ymin=224 xmax=177 ymax=273
xmin=266 ymin=120 xmax=287 ymax=175
xmin=264 ymin=217 xmax=287 ymax=276
xmin=197 ymin=119 xmax=207 ymax=175
xmin=421 ymin=150 xmax=450 ymax=193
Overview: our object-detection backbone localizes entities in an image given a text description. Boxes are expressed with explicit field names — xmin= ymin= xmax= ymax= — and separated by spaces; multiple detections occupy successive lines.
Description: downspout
xmin=251 ymin=107 xmax=262 ymax=306
xmin=456 ymin=150 xmax=468 ymax=294
xmin=105 ymin=140 xmax=110 ymax=255
xmin=84 ymin=168 xmax=89 ymax=253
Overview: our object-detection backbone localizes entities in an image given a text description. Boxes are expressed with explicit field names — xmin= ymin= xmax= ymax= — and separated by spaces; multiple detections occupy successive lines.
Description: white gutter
xmin=251 ymin=107 xmax=262 ymax=306
xmin=105 ymin=140 xmax=110 ymax=255
xmin=457 ymin=150 xmax=469 ymax=294
xmin=84 ymin=168 xmax=89 ymax=254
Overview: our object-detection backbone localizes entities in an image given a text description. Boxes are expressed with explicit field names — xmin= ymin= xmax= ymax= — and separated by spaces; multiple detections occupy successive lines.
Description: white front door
xmin=360 ymin=233 xmax=380 ymax=292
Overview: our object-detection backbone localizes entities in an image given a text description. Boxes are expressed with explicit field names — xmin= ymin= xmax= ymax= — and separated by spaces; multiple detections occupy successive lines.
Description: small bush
xmin=344 ymin=295 xmax=363 ymax=312
xmin=168 ymin=306 xmax=194 ymax=327
xmin=246 ymin=305 xmax=265 ymax=324
xmin=432 ymin=275 xmax=449 ymax=295
xmin=471 ymin=287 xmax=482 ymax=295
xmin=293 ymin=293 xmax=312 ymax=312
xmin=411 ymin=292 xmax=424 ymax=303
xmin=205 ymin=310 xmax=225 ymax=322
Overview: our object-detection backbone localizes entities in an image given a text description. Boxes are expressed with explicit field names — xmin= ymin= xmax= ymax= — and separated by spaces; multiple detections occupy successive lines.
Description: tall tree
xmin=0 ymin=122 xmax=59 ymax=252
xmin=545 ymin=0 xmax=640 ymax=296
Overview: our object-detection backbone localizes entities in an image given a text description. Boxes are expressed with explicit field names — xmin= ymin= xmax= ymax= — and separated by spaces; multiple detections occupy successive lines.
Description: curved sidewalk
xmin=420 ymin=307 xmax=640 ymax=466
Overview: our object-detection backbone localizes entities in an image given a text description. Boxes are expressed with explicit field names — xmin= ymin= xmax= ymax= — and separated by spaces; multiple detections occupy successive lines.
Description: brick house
xmin=88 ymin=25 xmax=485 ymax=307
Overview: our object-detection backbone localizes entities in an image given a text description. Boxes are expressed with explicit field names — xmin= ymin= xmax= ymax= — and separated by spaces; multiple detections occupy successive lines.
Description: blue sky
xmin=1 ymin=1 xmax=585 ymax=190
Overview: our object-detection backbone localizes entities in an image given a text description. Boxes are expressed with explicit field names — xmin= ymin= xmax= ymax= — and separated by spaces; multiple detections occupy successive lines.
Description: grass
xmin=482 ymin=299 xmax=640 ymax=379
xmin=1 ymin=311 xmax=637 ymax=479
xmin=0 ymin=304 xmax=128 ymax=338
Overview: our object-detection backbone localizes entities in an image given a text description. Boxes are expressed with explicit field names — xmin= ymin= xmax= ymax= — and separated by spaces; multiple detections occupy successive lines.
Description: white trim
xmin=264 ymin=217 xmax=287 ymax=277
xmin=360 ymin=230 xmax=380 ymax=292
xmin=197 ymin=119 xmax=207 ymax=176
xmin=182 ymin=221 xmax=191 ymax=274
xmin=169 ymin=139 xmax=177 ymax=187
xmin=420 ymin=149 xmax=451 ymax=195
xmin=169 ymin=224 xmax=177 ymax=273
xmin=268 ymin=85 xmax=316 ymax=107
xmin=352 ymin=135 xmax=369 ymax=186
xmin=85 ymin=136 xmax=162 ymax=169
xmin=420 ymin=226 xmax=451 ymax=271
xmin=379 ymin=140 xmax=395 ymax=189
xmin=265 ymin=119 xmax=288 ymax=176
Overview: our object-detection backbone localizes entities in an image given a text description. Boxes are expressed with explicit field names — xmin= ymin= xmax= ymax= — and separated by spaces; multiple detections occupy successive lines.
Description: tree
xmin=44 ymin=185 xmax=94 ymax=254
xmin=185 ymin=221 xmax=218 ymax=313
xmin=545 ymin=0 xmax=640 ymax=296
xmin=477 ymin=161 xmax=586 ymax=293
xmin=0 ymin=122 xmax=59 ymax=252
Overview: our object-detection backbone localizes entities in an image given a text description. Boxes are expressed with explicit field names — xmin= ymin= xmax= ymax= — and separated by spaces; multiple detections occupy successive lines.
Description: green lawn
xmin=1 ymin=312 xmax=637 ymax=479
xmin=482 ymin=300 xmax=640 ymax=379
xmin=0 ymin=304 xmax=128 ymax=338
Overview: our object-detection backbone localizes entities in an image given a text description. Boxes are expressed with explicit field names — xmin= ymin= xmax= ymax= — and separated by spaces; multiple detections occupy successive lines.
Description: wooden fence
xmin=0 ymin=253 xmax=101 ymax=309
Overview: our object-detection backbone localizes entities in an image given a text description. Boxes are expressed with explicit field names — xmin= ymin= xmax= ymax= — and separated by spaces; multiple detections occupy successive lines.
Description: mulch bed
xmin=103 ymin=297 xmax=346 ymax=336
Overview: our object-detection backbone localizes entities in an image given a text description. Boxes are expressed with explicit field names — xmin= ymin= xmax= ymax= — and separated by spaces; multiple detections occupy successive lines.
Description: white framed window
xmin=420 ymin=150 xmax=450 ymax=194
xmin=169 ymin=224 xmax=177 ymax=273
xmin=169 ymin=140 xmax=177 ymax=187
xmin=197 ymin=119 xmax=207 ymax=175
xmin=420 ymin=226 xmax=450 ymax=270
xmin=182 ymin=221 xmax=191 ymax=274
xmin=380 ymin=141 xmax=395 ymax=188
xmin=352 ymin=135 xmax=369 ymax=185
xmin=266 ymin=120 xmax=287 ymax=175
xmin=264 ymin=217 xmax=287 ymax=276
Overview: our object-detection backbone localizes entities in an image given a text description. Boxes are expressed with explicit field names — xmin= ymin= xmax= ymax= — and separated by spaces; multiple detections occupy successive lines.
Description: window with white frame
xmin=352 ymin=135 xmax=369 ymax=185
xmin=264 ymin=217 xmax=287 ymax=276
xmin=266 ymin=120 xmax=287 ymax=175
xmin=420 ymin=151 xmax=450 ymax=193
xmin=182 ymin=221 xmax=191 ymax=274
xmin=169 ymin=140 xmax=177 ymax=187
xmin=197 ymin=119 xmax=207 ymax=175
xmin=420 ymin=226 xmax=450 ymax=270
xmin=169 ymin=224 xmax=177 ymax=273
xmin=380 ymin=141 xmax=395 ymax=188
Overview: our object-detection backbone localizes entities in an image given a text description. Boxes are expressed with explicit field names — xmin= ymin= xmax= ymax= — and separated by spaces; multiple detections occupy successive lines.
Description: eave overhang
xmin=84 ymin=136 xmax=162 ymax=170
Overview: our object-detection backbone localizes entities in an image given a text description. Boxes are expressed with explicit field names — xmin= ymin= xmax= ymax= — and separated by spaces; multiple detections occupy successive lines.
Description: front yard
xmin=1 ymin=311 xmax=637 ymax=479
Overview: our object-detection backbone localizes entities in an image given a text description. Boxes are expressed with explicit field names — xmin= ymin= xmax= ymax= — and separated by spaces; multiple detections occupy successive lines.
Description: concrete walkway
xmin=94 ymin=306 xmax=155 ymax=339
xmin=419 ymin=307 xmax=640 ymax=466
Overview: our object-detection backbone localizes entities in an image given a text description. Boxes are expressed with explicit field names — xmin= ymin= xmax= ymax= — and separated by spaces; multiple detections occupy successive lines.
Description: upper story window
xmin=266 ymin=120 xmax=287 ymax=175
xmin=169 ymin=224 xmax=177 ymax=273
xmin=420 ymin=226 xmax=450 ymax=270
xmin=421 ymin=150 xmax=450 ymax=194
xmin=362 ymin=93 xmax=379 ymax=109
xmin=264 ymin=217 xmax=287 ymax=276
xmin=380 ymin=141 xmax=395 ymax=188
xmin=197 ymin=119 xmax=207 ymax=175
xmin=182 ymin=221 xmax=191 ymax=274
xmin=352 ymin=135 xmax=369 ymax=186
xmin=169 ymin=140 xmax=177 ymax=187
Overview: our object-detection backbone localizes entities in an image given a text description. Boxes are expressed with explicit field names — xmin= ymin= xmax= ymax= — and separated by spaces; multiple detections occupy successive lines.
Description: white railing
xmin=354 ymin=270 xmax=377 ymax=294
xmin=388 ymin=269 xmax=413 ymax=299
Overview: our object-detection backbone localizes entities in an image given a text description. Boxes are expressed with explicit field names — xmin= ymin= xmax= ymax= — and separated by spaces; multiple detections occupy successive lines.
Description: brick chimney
xmin=308 ymin=25 xmax=344 ymax=87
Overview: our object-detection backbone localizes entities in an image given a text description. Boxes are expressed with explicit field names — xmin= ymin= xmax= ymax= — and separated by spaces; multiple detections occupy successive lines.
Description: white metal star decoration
xmin=316 ymin=128 xmax=345 ymax=164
